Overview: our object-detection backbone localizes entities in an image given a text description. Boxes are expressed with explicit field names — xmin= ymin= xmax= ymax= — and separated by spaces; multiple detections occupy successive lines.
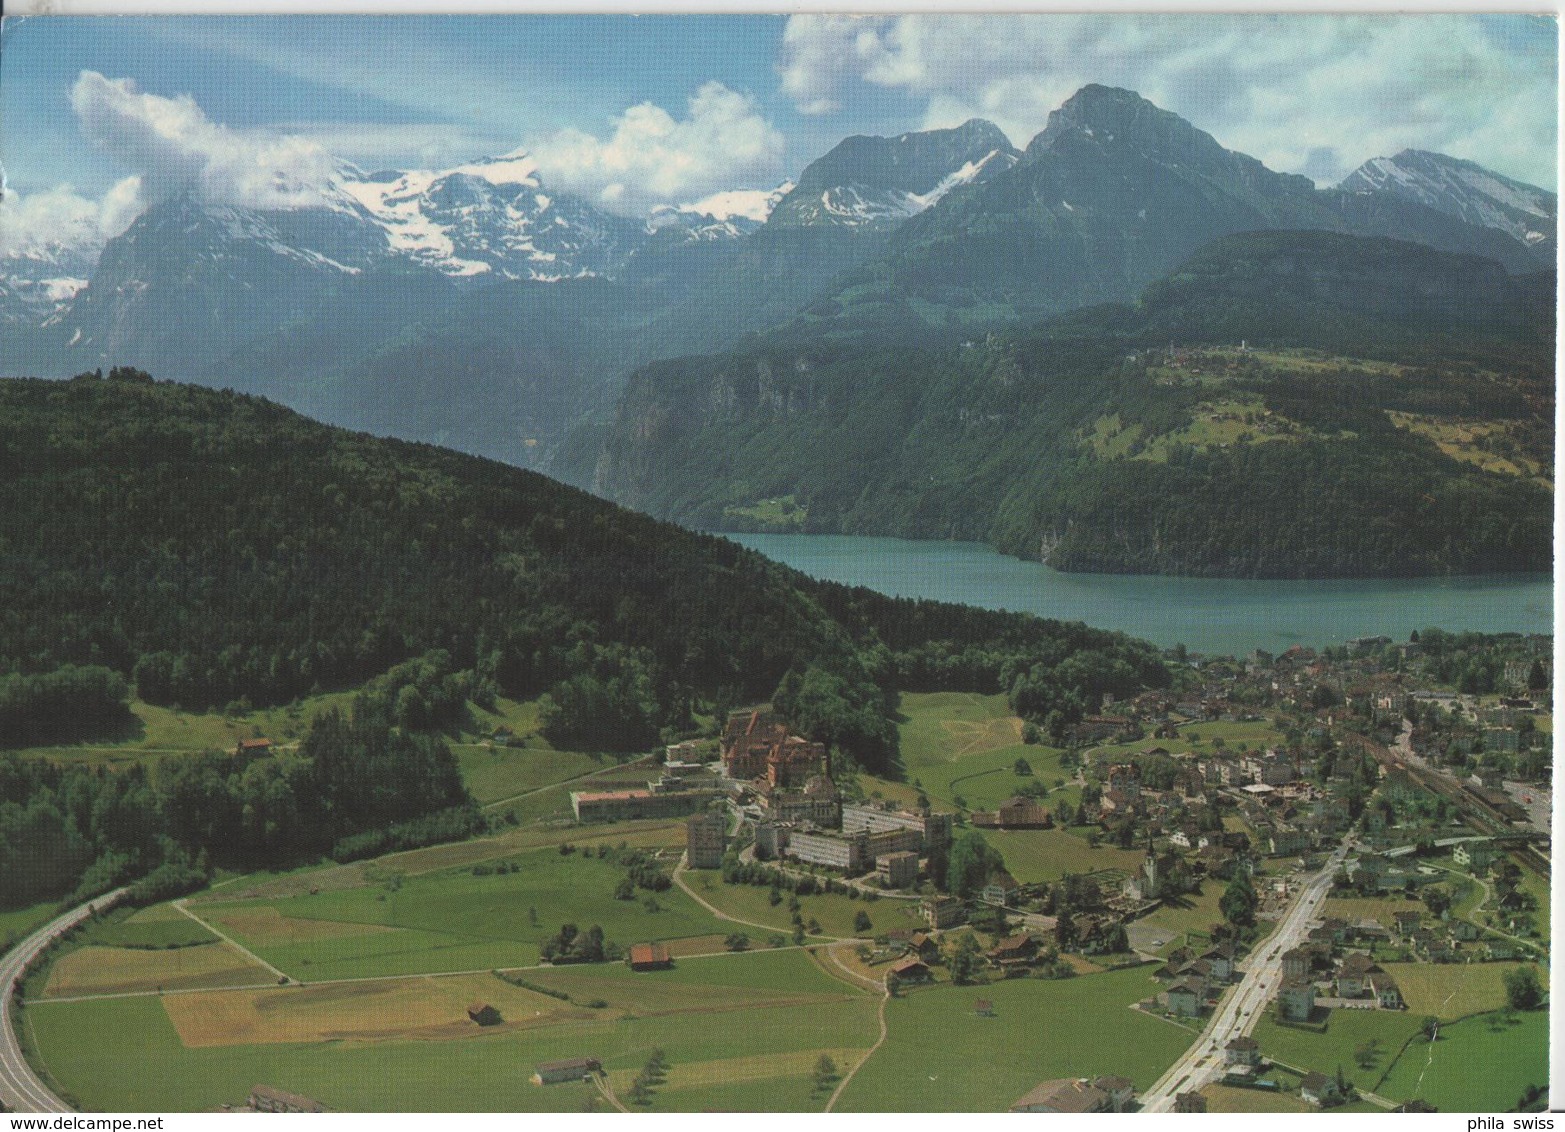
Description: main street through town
xmin=1138 ymin=834 xmax=1356 ymax=1111
xmin=0 ymin=890 xmax=125 ymax=1113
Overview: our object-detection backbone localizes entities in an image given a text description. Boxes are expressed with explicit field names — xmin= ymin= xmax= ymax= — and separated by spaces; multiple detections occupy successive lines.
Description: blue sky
xmin=0 ymin=13 xmax=1555 ymax=251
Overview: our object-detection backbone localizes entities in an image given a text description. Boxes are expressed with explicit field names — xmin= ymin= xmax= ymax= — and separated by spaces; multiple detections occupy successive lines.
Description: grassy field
xmin=683 ymin=874 xmax=919 ymax=940
xmin=1133 ymin=885 xmax=1225 ymax=946
xmin=198 ymin=847 xmax=731 ymax=980
xmin=1376 ymin=1009 xmax=1548 ymax=1111
xmin=41 ymin=942 xmax=274 ymax=998
xmin=0 ymin=901 xmax=58 ymax=949
xmin=1320 ymin=893 xmax=1426 ymax=928
xmin=983 ymin=828 xmax=1144 ymax=883
xmin=1199 ymin=1084 xmax=1313 ymax=1112
xmin=8 ymin=692 xmax=358 ymax=765
xmin=1378 ymin=961 xmax=1533 ymax=1019
xmin=453 ymin=746 xmax=606 ymax=806
xmin=1092 ymin=719 xmax=1286 ymax=761
xmin=1252 ymin=1008 xmax=1421 ymax=1093
xmin=835 ymin=965 xmax=1185 ymax=1111
xmin=26 ymin=951 xmax=880 ymax=1111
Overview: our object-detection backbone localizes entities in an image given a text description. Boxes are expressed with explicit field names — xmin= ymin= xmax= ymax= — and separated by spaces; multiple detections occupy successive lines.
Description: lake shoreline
xmin=726 ymin=532 xmax=1553 ymax=657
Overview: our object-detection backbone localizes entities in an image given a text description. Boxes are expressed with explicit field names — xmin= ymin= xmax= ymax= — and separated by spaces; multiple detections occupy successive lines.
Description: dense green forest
xmin=0 ymin=371 xmax=1168 ymax=909
xmin=585 ymin=232 xmax=1554 ymax=578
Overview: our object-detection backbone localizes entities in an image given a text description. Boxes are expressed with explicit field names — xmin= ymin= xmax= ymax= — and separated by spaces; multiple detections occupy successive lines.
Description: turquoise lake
xmin=728 ymin=533 xmax=1554 ymax=657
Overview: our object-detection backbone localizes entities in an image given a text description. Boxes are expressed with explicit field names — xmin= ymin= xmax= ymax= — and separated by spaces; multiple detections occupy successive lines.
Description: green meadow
xmin=200 ymin=848 xmax=732 ymax=980
xmin=835 ymin=965 xmax=1186 ymax=1111
xmin=26 ymin=949 xmax=879 ymax=1112
xmin=1376 ymin=1010 xmax=1548 ymax=1111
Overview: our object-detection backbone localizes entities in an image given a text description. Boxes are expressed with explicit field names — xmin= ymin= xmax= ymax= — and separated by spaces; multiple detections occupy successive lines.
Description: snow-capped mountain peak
xmin=333 ymin=151 xmax=639 ymax=280
xmin=646 ymin=181 xmax=795 ymax=243
xmin=1338 ymin=149 xmax=1556 ymax=261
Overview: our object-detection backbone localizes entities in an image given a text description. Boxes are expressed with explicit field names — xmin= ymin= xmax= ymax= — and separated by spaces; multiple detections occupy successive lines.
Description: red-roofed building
xmin=627 ymin=943 xmax=672 ymax=971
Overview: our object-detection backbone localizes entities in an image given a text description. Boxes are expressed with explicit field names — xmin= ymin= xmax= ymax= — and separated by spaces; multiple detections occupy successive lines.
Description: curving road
xmin=1138 ymin=835 xmax=1355 ymax=1112
xmin=0 ymin=889 xmax=127 ymax=1113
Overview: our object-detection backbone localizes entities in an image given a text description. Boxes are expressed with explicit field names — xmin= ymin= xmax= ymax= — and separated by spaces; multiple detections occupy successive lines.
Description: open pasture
xmin=983 ymin=827 xmax=1144 ymax=883
xmin=199 ymin=847 xmax=730 ymax=980
xmin=1379 ymin=961 xmax=1536 ymax=1019
xmin=1252 ymin=1008 xmax=1421 ymax=1093
xmin=834 ymin=965 xmax=1184 ymax=1111
xmin=163 ymin=973 xmax=589 ymax=1047
xmin=41 ymin=941 xmax=274 ymax=998
xmin=1376 ymin=1009 xmax=1547 ymax=1112
xmin=28 ymin=963 xmax=880 ymax=1111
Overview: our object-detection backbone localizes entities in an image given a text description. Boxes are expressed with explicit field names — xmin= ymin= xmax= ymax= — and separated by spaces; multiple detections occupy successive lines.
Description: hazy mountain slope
xmin=588 ymin=230 xmax=1553 ymax=579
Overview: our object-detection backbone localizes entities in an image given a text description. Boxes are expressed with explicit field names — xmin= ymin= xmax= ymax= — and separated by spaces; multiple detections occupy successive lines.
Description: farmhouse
xmin=627 ymin=943 xmax=672 ymax=971
xmin=533 ymin=1057 xmax=602 ymax=1085
xmin=248 ymin=1085 xmax=327 ymax=1113
xmin=889 ymin=957 xmax=931 ymax=984
xmin=971 ymin=796 xmax=1052 ymax=829
xmin=234 ymin=737 xmax=273 ymax=760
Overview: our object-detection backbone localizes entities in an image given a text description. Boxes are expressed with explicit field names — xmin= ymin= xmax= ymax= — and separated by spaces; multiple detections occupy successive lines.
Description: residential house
xmin=1280 ymin=948 xmax=1310 ymax=981
xmin=1094 ymin=1076 xmax=1136 ymax=1112
xmin=1392 ymin=910 xmax=1422 ymax=939
xmin=1162 ymin=981 xmax=1203 ymax=1018
xmin=920 ymin=896 xmax=964 ymax=929
xmin=1370 ymin=972 xmax=1404 ymax=1009
xmin=987 ymin=933 xmax=1039 ymax=972
xmin=1010 ymin=1079 xmax=1112 ymax=1114
xmin=1174 ymin=1092 xmax=1208 ymax=1113
xmin=1300 ymin=1072 xmax=1343 ymax=1107
xmin=1277 ymin=978 xmax=1315 ymax=1022
xmin=1454 ymin=839 xmax=1498 ymax=872
xmin=980 ymin=872 xmax=1021 ymax=907
xmin=1335 ymin=953 xmax=1381 ymax=998
xmin=1224 ymin=1036 xmax=1261 ymax=1067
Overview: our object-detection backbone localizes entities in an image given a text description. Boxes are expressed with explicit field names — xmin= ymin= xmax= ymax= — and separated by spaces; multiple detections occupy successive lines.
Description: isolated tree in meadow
xmin=813 ymin=1055 xmax=838 ymax=1092
xmin=1504 ymin=965 xmax=1544 ymax=1010
xmin=854 ymin=910 xmax=873 ymax=934
xmin=1422 ymin=1016 xmax=1440 ymax=1042
xmin=1221 ymin=873 xmax=1257 ymax=929
xmin=724 ymin=932 xmax=750 ymax=952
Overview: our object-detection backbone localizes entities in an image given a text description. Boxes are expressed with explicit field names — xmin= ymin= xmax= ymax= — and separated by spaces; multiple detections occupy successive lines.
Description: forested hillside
xmin=588 ymin=232 xmax=1554 ymax=578
xmin=0 ymin=371 xmax=1168 ymax=907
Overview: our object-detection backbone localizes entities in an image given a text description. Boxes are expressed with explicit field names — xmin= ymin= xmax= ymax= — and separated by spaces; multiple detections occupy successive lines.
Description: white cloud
xmin=70 ymin=70 xmax=340 ymax=209
xmin=0 ymin=177 xmax=144 ymax=260
xmin=527 ymin=82 xmax=785 ymax=214
xmin=778 ymin=14 xmax=1558 ymax=189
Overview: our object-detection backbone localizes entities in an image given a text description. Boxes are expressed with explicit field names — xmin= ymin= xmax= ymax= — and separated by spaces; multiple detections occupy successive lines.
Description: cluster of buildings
xmin=1147 ymin=940 xmax=1239 ymax=1018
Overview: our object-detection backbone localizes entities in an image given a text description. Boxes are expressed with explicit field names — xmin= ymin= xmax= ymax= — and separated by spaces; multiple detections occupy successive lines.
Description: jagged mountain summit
xmin=336 ymin=152 xmax=645 ymax=279
xmin=1339 ymin=148 xmax=1556 ymax=265
xmin=767 ymin=118 xmax=1020 ymax=229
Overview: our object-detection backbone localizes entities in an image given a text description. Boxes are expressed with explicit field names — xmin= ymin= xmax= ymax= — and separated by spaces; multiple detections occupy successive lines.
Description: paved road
xmin=1138 ymin=836 xmax=1355 ymax=1112
xmin=1 ymin=890 xmax=127 ymax=1113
